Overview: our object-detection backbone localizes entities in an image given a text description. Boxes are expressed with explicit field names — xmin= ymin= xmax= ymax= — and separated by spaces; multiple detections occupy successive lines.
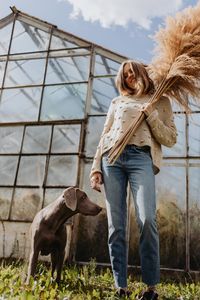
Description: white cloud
xmin=62 ymin=0 xmax=183 ymax=29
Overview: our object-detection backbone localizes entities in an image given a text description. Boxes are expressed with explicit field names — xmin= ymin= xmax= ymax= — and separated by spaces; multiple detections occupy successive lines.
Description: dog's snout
xmin=78 ymin=195 xmax=102 ymax=216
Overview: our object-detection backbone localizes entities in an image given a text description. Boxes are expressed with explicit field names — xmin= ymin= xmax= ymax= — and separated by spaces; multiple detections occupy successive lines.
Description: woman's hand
xmin=90 ymin=172 xmax=103 ymax=192
xmin=141 ymin=103 xmax=154 ymax=116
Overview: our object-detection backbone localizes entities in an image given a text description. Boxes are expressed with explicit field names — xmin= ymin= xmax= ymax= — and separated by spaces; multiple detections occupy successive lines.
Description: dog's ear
xmin=63 ymin=187 xmax=77 ymax=211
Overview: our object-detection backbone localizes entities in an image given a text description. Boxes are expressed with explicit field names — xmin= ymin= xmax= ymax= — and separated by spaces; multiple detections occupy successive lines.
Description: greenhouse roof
xmin=0 ymin=6 xmax=127 ymax=62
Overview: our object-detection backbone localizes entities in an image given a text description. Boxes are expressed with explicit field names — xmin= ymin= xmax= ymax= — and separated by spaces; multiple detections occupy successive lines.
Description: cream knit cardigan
xmin=90 ymin=94 xmax=177 ymax=177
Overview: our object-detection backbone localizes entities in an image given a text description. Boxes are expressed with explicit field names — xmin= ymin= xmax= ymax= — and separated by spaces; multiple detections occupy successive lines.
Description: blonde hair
xmin=116 ymin=60 xmax=155 ymax=97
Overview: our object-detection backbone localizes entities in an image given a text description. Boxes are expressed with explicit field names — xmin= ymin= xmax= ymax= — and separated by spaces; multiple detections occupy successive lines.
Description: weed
xmin=0 ymin=260 xmax=200 ymax=299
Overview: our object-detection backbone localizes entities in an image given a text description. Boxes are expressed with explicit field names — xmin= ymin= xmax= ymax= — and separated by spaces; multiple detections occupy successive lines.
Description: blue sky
xmin=0 ymin=0 xmax=198 ymax=63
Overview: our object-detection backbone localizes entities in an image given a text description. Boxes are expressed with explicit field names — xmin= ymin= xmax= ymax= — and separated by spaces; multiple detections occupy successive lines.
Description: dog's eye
xmin=81 ymin=194 xmax=86 ymax=201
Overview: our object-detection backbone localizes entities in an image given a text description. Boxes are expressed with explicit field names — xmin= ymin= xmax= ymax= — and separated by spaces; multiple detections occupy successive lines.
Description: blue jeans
xmin=101 ymin=145 xmax=160 ymax=288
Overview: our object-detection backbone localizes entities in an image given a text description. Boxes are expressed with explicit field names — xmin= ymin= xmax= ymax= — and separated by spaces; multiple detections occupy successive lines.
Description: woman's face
xmin=123 ymin=63 xmax=136 ymax=90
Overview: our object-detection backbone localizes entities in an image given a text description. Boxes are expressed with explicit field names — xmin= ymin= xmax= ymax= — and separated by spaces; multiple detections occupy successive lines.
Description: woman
xmin=90 ymin=60 xmax=177 ymax=299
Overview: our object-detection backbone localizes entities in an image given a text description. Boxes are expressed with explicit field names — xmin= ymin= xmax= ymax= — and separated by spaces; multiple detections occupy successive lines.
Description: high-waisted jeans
xmin=101 ymin=144 xmax=160 ymax=288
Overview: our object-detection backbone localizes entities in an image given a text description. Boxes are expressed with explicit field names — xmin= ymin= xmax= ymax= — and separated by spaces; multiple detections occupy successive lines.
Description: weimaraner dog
xmin=26 ymin=187 xmax=102 ymax=284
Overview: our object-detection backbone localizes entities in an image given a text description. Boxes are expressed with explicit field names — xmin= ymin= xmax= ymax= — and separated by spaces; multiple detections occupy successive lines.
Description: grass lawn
xmin=0 ymin=259 xmax=200 ymax=299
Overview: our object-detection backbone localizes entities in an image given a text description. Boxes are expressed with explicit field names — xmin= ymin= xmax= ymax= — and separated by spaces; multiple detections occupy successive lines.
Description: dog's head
xmin=63 ymin=187 xmax=102 ymax=215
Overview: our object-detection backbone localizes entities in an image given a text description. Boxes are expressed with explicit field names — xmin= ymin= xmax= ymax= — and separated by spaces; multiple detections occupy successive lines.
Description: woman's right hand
xmin=90 ymin=172 xmax=103 ymax=192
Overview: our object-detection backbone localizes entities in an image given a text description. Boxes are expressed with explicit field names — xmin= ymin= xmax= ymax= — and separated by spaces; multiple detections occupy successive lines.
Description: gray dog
xmin=26 ymin=187 xmax=102 ymax=284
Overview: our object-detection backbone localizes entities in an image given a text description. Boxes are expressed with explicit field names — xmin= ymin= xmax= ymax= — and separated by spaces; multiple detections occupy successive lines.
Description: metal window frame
xmin=0 ymin=7 xmax=199 ymax=274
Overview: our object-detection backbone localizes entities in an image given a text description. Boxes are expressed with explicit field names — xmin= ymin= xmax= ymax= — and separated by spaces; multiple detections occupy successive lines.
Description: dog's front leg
xmin=56 ymin=250 xmax=65 ymax=284
xmin=51 ymin=250 xmax=58 ymax=279
xmin=26 ymin=249 xmax=39 ymax=284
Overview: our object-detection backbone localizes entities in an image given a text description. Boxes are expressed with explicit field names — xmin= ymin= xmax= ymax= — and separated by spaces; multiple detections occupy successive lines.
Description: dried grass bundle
xmin=149 ymin=2 xmax=200 ymax=111
xmin=108 ymin=2 xmax=200 ymax=164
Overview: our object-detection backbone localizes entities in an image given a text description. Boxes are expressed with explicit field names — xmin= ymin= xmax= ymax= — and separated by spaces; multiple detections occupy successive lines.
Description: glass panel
xmin=46 ymin=155 xmax=78 ymax=186
xmin=0 ymin=58 xmax=6 ymax=87
xmin=0 ymin=156 xmax=18 ymax=185
xmin=171 ymin=100 xmax=186 ymax=113
xmin=0 ymin=188 xmax=13 ymax=220
xmin=0 ymin=126 xmax=24 ymax=153
xmin=188 ymin=113 xmax=200 ymax=156
xmin=0 ymin=21 xmax=13 ymax=55
xmin=75 ymin=160 xmax=109 ymax=262
xmin=17 ymin=156 xmax=46 ymax=186
xmin=10 ymin=188 xmax=43 ymax=221
xmin=44 ymin=188 xmax=64 ymax=207
xmin=189 ymin=162 xmax=200 ymax=271
xmin=163 ymin=113 xmax=186 ymax=157
xmin=171 ymin=98 xmax=200 ymax=113
xmin=40 ymin=84 xmax=87 ymax=121
xmin=188 ymin=97 xmax=200 ymax=111
xmin=1 ymin=221 xmax=30 ymax=258
xmin=156 ymin=161 xmax=186 ymax=269
xmin=90 ymin=77 xmax=118 ymax=114
xmin=46 ymin=56 xmax=89 ymax=84
xmin=94 ymin=54 xmax=120 ymax=76
xmin=85 ymin=116 xmax=105 ymax=157
xmin=22 ymin=126 xmax=51 ymax=153
xmin=50 ymin=34 xmax=79 ymax=49
xmin=0 ymin=87 xmax=42 ymax=123
xmin=51 ymin=124 xmax=81 ymax=153
xmin=4 ymin=59 xmax=46 ymax=87
xmin=10 ymin=20 xmax=50 ymax=53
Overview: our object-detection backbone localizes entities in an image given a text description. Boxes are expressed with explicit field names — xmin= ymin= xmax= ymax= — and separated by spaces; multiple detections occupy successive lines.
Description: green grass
xmin=0 ymin=259 xmax=200 ymax=299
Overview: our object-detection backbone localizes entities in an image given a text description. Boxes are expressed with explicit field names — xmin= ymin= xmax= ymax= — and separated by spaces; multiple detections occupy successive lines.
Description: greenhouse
xmin=0 ymin=6 xmax=200 ymax=275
